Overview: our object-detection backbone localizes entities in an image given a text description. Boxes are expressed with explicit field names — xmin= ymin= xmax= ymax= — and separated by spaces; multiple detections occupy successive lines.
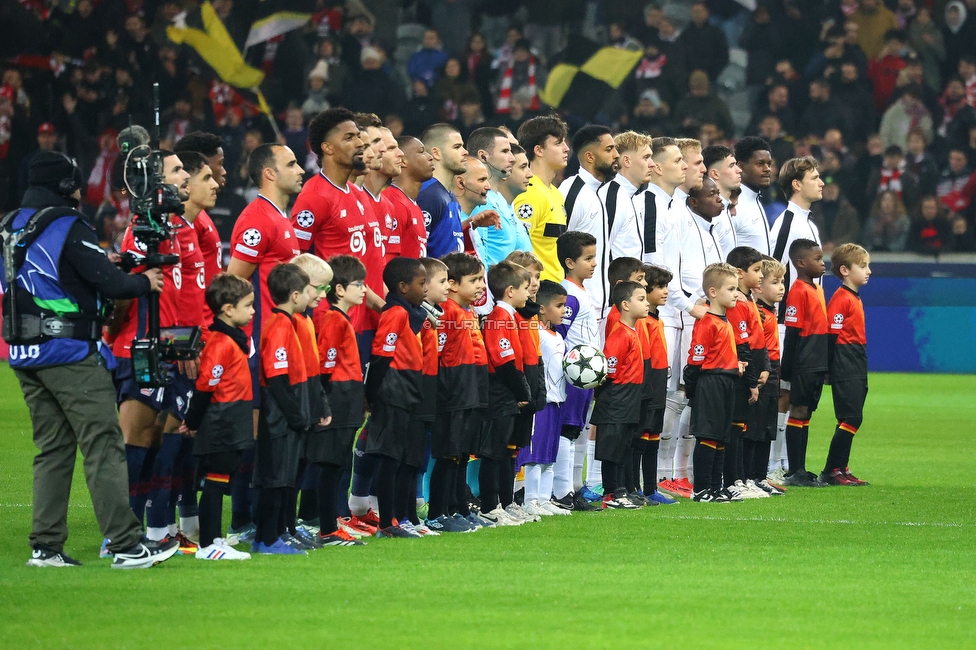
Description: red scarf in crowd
xmin=879 ymin=163 xmax=903 ymax=198
xmin=496 ymin=56 xmax=539 ymax=114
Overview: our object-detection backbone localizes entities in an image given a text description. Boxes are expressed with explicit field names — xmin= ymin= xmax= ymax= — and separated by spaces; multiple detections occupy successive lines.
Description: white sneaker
xmin=744 ymin=479 xmax=771 ymax=498
xmin=507 ymin=503 xmax=540 ymax=523
xmin=195 ymin=538 xmax=251 ymax=561
xmin=523 ymin=500 xmax=552 ymax=517
xmin=414 ymin=522 xmax=441 ymax=536
xmin=540 ymin=500 xmax=571 ymax=516
xmin=767 ymin=468 xmax=787 ymax=484
xmin=756 ymin=479 xmax=786 ymax=496
xmin=480 ymin=506 xmax=521 ymax=526
xmin=732 ymin=480 xmax=761 ymax=499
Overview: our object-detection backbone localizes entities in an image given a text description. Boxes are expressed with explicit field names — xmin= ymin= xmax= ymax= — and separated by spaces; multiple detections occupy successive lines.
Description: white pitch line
xmin=655 ymin=513 xmax=969 ymax=528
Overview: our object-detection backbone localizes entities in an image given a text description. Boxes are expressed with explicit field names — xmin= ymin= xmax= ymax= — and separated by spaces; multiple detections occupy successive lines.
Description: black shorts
xmin=595 ymin=422 xmax=638 ymax=465
xmin=364 ymin=401 xmax=411 ymax=462
xmin=253 ymin=429 xmax=302 ymax=489
xmin=402 ymin=419 xmax=429 ymax=469
xmin=642 ymin=403 xmax=665 ymax=436
xmin=690 ymin=374 xmax=735 ymax=443
xmin=510 ymin=410 xmax=534 ymax=450
xmin=196 ymin=450 xmax=243 ymax=495
xmin=790 ymin=371 xmax=826 ymax=411
xmin=305 ymin=425 xmax=357 ymax=470
xmin=479 ymin=415 xmax=515 ymax=461
xmin=753 ymin=391 xmax=779 ymax=442
xmin=114 ymin=357 xmax=185 ymax=418
xmin=831 ymin=378 xmax=868 ymax=422
xmin=432 ymin=408 xmax=483 ymax=459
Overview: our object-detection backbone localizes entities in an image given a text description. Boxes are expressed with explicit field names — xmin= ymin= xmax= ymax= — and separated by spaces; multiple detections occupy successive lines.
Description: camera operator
xmin=4 ymin=151 xmax=179 ymax=569
xmin=110 ymin=151 xmax=189 ymax=543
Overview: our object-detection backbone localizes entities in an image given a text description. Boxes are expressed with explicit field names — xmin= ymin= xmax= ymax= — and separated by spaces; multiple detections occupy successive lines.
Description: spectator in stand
xmin=302 ymin=61 xmax=332 ymax=120
xmin=805 ymin=25 xmax=855 ymax=83
xmin=342 ymin=46 xmax=404 ymax=119
xmin=906 ymin=128 xmax=941 ymax=197
xmin=850 ymin=0 xmax=899 ymax=59
xmin=679 ymin=3 xmax=729 ymax=82
xmin=949 ymin=212 xmax=976 ymax=251
xmin=608 ymin=22 xmax=643 ymax=52
xmin=799 ymin=78 xmax=852 ymax=140
xmin=454 ymin=90 xmax=486 ymax=142
xmin=403 ymin=79 xmax=440 ymax=137
xmin=408 ymin=28 xmax=450 ymax=90
xmin=740 ymin=4 xmax=782 ymax=89
xmin=865 ymin=189 xmax=911 ymax=251
xmin=937 ymin=149 xmax=972 ymax=204
xmin=165 ymin=94 xmax=204 ymax=146
xmin=908 ymin=7 xmax=946 ymax=93
xmin=630 ymin=90 xmax=672 ymax=134
xmin=880 ymin=84 xmax=933 ymax=152
xmin=463 ymin=33 xmax=496 ymax=117
xmin=942 ymin=2 xmax=972 ymax=82
xmin=673 ymin=70 xmax=735 ymax=139
xmin=936 ymin=78 xmax=976 ymax=156
xmin=306 ymin=37 xmax=348 ymax=105
xmin=867 ymin=30 xmax=909 ymax=113
xmin=339 ymin=11 xmax=377 ymax=74
xmin=895 ymin=55 xmax=941 ymax=115
xmin=492 ymin=26 xmax=524 ymax=72
xmin=281 ymin=107 xmax=308 ymax=163
xmin=811 ymin=179 xmax=861 ymax=253
xmin=496 ymin=40 xmax=545 ymax=117
xmin=627 ymin=40 xmax=683 ymax=116
xmin=958 ymin=55 xmax=976 ymax=107
xmin=910 ymin=194 xmax=953 ymax=254
xmin=435 ymin=58 xmax=479 ymax=122
xmin=842 ymin=19 xmax=871 ymax=74
xmin=84 ymin=129 xmax=119 ymax=211
xmin=833 ymin=61 xmax=876 ymax=143
xmin=869 ymin=145 xmax=919 ymax=212
xmin=757 ymin=115 xmax=794 ymax=166
xmin=747 ymin=83 xmax=797 ymax=136
xmin=495 ymin=89 xmax=538 ymax=135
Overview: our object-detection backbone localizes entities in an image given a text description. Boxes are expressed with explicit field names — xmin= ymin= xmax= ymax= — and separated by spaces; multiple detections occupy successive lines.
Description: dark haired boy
xmin=684 ymin=263 xmax=744 ymax=503
xmin=183 ymin=274 xmax=256 ymax=560
xmin=553 ymin=231 xmax=601 ymax=511
xmin=724 ymin=246 xmax=772 ymax=499
xmin=478 ymin=261 xmax=532 ymax=526
xmin=311 ymin=255 xmax=371 ymax=542
xmin=253 ymin=263 xmax=313 ymax=555
xmin=428 ymin=252 xmax=488 ymax=532
xmin=593 ymin=281 xmax=648 ymax=508
xmin=781 ymin=239 xmax=828 ymax=487
xmin=635 ymin=264 xmax=677 ymax=505
xmin=365 ymin=257 xmax=428 ymax=537
xmin=517 ymin=280 xmax=570 ymax=516
xmin=820 ymin=243 xmax=872 ymax=486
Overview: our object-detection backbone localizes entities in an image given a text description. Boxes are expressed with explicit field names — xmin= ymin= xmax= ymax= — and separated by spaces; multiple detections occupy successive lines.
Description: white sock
xmin=179 ymin=515 xmax=199 ymax=536
xmin=348 ymin=494 xmax=370 ymax=517
xmin=661 ymin=391 xmax=687 ymax=480
xmin=554 ymin=437 xmax=574 ymax=499
xmin=573 ymin=435 xmax=587 ymax=492
xmin=539 ymin=463 xmax=555 ymax=501
xmin=167 ymin=523 xmax=178 ymax=537
xmin=775 ymin=412 xmax=789 ymax=471
xmin=658 ymin=435 xmax=673 ymax=481
xmin=369 ymin=495 xmax=378 ymax=513
xmin=585 ymin=437 xmax=600 ymax=487
xmin=146 ymin=526 xmax=169 ymax=542
xmin=524 ymin=464 xmax=541 ymax=503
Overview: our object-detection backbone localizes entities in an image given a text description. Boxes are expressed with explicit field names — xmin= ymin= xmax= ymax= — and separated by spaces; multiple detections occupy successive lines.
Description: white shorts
xmin=666 ymin=318 xmax=695 ymax=393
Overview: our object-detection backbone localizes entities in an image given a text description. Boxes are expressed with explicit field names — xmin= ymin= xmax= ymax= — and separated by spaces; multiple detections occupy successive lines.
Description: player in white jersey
xmin=600 ymin=132 xmax=656 ymax=329
xmin=702 ymin=144 xmax=741 ymax=259
xmin=768 ymin=156 xmax=825 ymax=478
xmin=732 ymin=137 xmax=773 ymax=256
xmin=560 ymin=125 xmax=619 ymax=324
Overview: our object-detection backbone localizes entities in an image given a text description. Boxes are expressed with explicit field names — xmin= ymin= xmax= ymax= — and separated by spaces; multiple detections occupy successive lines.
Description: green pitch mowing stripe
xmin=1 ymin=366 xmax=974 ymax=648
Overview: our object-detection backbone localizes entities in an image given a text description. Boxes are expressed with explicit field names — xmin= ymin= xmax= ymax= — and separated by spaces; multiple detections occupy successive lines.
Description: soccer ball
xmin=563 ymin=344 xmax=608 ymax=389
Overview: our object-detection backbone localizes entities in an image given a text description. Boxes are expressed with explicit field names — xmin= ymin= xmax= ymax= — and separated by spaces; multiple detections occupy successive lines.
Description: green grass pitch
xmin=1 ymin=364 xmax=975 ymax=648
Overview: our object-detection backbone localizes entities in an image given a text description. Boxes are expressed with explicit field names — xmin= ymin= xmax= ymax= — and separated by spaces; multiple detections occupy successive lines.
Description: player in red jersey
xmin=291 ymin=108 xmax=385 ymax=337
xmin=364 ymin=128 xmax=405 ymax=263
xmin=225 ymin=143 xmax=304 ymax=541
xmin=111 ymin=151 xmax=188 ymax=526
xmin=384 ymin=136 xmax=435 ymax=259
xmin=174 ymin=132 xmax=226 ymax=285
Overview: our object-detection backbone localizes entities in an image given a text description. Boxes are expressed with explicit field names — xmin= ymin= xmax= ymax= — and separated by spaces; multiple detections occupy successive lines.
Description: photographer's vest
xmin=0 ymin=208 xmax=107 ymax=369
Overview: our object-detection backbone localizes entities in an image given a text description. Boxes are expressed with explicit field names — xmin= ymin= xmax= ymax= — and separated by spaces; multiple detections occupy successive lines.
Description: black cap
xmin=28 ymin=151 xmax=82 ymax=197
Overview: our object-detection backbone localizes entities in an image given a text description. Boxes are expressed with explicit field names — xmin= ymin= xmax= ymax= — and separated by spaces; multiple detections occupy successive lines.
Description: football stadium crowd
xmin=2 ymin=0 xmax=970 ymax=567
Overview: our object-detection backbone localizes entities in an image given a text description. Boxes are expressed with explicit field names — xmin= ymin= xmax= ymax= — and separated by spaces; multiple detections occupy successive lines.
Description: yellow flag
xmin=167 ymin=2 xmax=265 ymax=90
